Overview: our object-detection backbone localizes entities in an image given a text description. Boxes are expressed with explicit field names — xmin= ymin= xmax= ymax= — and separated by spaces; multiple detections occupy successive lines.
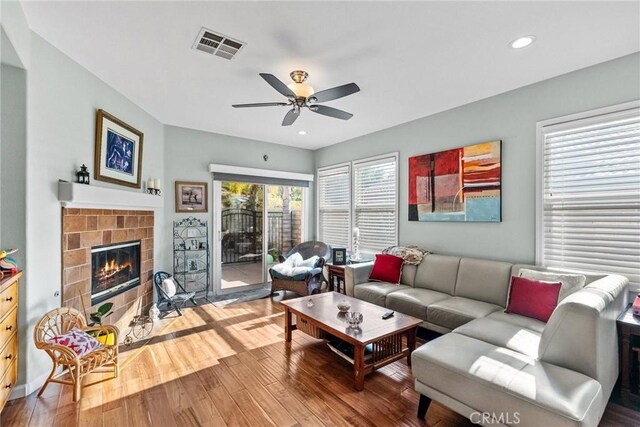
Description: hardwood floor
xmin=2 ymin=293 xmax=638 ymax=426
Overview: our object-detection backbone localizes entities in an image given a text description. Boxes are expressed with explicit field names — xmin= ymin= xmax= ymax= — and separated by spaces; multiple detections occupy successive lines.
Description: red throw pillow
xmin=506 ymin=276 xmax=561 ymax=322
xmin=369 ymin=254 xmax=404 ymax=284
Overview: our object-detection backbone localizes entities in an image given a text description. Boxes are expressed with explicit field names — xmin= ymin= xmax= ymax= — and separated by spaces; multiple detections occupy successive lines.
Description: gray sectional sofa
xmin=344 ymin=254 xmax=629 ymax=427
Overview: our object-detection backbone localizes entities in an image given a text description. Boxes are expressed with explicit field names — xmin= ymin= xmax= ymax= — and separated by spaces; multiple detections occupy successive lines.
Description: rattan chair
xmin=34 ymin=307 xmax=119 ymax=402
xmin=269 ymin=241 xmax=331 ymax=296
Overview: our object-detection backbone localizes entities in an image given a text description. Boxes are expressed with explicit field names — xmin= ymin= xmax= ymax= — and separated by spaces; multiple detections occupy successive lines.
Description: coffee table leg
xmin=353 ymin=344 xmax=365 ymax=391
xmin=407 ymin=327 xmax=417 ymax=366
xmin=285 ymin=307 xmax=292 ymax=342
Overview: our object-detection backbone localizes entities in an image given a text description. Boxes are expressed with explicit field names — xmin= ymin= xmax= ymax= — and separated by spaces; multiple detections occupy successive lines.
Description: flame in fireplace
xmin=98 ymin=259 xmax=132 ymax=280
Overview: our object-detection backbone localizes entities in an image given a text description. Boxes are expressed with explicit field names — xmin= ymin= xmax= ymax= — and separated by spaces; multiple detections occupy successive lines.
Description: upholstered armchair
xmin=269 ymin=241 xmax=331 ymax=296
xmin=34 ymin=307 xmax=119 ymax=401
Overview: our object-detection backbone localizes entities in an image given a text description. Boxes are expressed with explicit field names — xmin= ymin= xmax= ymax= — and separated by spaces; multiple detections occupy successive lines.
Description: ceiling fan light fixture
xmin=287 ymin=82 xmax=315 ymax=98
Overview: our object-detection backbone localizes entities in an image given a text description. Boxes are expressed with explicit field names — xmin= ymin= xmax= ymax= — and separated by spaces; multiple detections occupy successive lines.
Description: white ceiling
xmin=20 ymin=1 xmax=640 ymax=150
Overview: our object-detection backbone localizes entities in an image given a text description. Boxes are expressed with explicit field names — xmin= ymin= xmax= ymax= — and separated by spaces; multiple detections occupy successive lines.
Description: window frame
xmin=535 ymin=100 xmax=640 ymax=286
xmin=316 ymin=152 xmax=399 ymax=255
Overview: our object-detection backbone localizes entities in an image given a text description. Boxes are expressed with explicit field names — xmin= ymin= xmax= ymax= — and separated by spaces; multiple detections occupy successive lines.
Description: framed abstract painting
xmin=408 ymin=140 xmax=502 ymax=222
xmin=94 ymin=109 xmax=144 ymax=188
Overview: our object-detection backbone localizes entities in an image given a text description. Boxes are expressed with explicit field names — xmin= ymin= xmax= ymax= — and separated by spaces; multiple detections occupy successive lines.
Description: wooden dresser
xmin=0 ymin=272 xmax=20 ymax=413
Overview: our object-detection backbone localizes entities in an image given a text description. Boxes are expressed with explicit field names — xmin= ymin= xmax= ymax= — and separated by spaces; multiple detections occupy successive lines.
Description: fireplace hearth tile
xmin=64 ymin=248 xmax=88 ymax=268
xmin=125 ymin=216 xmax=138 ymax=228
xmin=87 ymin=216 xmax=98 ymax=230
xmin=112 ymin=229 xmax=128 ymax=242
xmin=64 ymin=216 xmax=87 ymax=233
xmin=67 ymin=233 xmax=81 ymax=250
xmin=98 ymin=216 xmax=116 ymax=230
xmin=80 ymin=231 xmax=102 ymax=248
xmin=65 ymin=264 xmax=90 ymax=284
xmin=117 ymin=216 xmax=125 ymax=228
xmin=102 ymin=230 xmax=112 ymax=244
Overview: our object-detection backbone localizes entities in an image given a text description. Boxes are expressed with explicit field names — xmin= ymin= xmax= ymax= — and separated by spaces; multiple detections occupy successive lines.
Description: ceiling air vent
xmin=193 ymin=27 xmax=246 ymax=60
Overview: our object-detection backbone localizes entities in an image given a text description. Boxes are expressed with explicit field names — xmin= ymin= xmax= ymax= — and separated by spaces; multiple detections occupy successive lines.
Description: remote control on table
xmin=382 ymin=311 xmax=394 ymax=319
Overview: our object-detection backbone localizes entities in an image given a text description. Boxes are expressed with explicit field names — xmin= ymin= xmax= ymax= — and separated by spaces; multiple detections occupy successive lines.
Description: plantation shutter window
xmin=318 ymin=165 xmax=351 ymax=248
xmin=353 ymin=155 xmax=398 ymax=252
xmin=539 ymin=105 xmax=640 ymax=291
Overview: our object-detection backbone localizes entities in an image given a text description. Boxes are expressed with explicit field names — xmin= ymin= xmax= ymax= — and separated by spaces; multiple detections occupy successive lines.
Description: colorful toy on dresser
xmin=0 ymin=248 xmax=18 ymax=275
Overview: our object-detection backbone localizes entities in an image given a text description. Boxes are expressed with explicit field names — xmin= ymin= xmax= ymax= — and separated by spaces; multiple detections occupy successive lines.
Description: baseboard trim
xmin=9 ymin=369 xmax=57 ymax=400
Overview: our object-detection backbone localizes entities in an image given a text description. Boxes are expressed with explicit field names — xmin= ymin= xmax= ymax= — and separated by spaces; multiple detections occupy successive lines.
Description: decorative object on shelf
xmin=146 ymin=178 xmax=161 ymax=196
xmin=307 ymin=299 xmax=314 ymax=308
xmin=0 ymin=248 xmax=18 ymax=276
xmin=173 ymin=217 xmax=210 ymax=302
xmin=351 ymin=227 xmax=361 ymax=261
xmin=332 ymin=247 xmax=347 ymax=265
xmin=175 ymin=181 xmax=208 ymax=213
xmin=94 ymin=109 xmax=144 ymax=188
xmin=76 ymin=164 xmax=90 ymax=184
xmin=408 ymin=140 xmax=502 ymax=222
xmin=337 ymin=299 xmax=351 ymax=313
xmin=345 ymin=311 xmax=363 ymax=328
xmin=633 ymin=294 xmax=640 ymax=317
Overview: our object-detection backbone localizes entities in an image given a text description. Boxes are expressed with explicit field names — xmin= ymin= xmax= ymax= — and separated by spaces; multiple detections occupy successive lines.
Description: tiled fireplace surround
xmin=61 ymin=208 xmax=154 ymax=338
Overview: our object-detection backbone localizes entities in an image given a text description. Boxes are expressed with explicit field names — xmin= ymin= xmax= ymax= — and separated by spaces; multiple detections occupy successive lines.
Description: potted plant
xmin=88 ymin=302 xmax=116 ymax=345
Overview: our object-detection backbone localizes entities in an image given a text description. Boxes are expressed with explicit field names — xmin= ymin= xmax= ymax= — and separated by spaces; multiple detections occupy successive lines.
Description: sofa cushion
xmin=487 ymin=311 xmax=546 ymax=333
xmin=453 ymin=317 xmax=541 ymax=358
xmin=426 ymin=296 xmax=501 ymax=330
xmin=454 ymin=258 xmax=512 ymax=307
xmin=414 ymin=255 xmax=460 ymax=294
xmin=353 ymin=282 xmax=411 ymax=307
xmin=385 ymin=288 xmax=449 ymax=321
xmin=412 ymin=333 xmax=604 ymax=427
xmin=400 ymin=264 xmax=417 ymax=287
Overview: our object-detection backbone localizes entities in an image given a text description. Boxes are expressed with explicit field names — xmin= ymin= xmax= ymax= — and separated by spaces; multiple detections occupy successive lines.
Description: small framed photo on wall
xmin=175 ymin=181 xmax=208 ymax=213
xmin=332 ymin=248 xmax=347 ymax=265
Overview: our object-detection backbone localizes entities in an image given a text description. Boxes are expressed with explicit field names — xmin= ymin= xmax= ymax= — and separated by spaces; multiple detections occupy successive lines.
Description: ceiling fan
xmin=232 ymin=70 xmax=360 ymax=126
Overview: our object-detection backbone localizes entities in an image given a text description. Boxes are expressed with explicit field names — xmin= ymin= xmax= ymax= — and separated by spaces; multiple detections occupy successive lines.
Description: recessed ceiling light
xmin=298 ymin=130 xmax=307 ymax=135
xmin=509 ymin=35 xmax=536 ymax=49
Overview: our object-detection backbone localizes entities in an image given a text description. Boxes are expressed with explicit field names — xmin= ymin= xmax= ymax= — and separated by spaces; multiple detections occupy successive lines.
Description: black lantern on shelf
xmin=76 ymin=164 xmax=90 ymax=185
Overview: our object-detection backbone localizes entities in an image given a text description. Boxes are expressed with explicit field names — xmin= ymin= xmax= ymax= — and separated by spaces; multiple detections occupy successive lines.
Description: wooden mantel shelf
xmin=58 ymin=181 xmax=163 ymax=210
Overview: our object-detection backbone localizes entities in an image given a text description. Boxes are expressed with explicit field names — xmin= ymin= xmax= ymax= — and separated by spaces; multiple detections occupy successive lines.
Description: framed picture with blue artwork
xmin=94 ymin=109 xmax=144 ymax=188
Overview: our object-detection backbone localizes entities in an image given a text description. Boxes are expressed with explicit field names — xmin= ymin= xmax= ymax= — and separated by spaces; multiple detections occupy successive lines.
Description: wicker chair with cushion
xmin=34 ymin=307 xmax=119 ymax=402
xmin=269 ymin=241 xmax=331 ymax=296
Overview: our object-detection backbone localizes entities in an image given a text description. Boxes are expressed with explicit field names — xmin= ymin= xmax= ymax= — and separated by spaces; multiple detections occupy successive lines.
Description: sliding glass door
xmin=213 ymin=181 xmax=305 ymax=295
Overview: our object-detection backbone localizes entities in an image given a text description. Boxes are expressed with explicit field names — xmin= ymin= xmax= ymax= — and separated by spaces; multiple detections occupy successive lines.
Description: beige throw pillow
xmin=519 ymin=269 xmax=586 ymax=302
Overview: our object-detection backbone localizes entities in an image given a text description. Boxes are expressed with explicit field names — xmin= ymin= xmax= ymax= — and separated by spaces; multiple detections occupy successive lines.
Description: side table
xmin=326 ymin=264 xmax=347 ymax=294
xmin=617 ymin=303 xmax=640 ymax=407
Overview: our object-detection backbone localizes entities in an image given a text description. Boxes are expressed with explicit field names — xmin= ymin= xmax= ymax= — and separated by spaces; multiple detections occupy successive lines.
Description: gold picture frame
xmin=94 ymin=109 xmax=144 ymax=188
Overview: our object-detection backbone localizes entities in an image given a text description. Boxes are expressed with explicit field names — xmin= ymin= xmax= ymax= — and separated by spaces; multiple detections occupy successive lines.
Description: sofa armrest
xmin=539 ymin=274 xmax=628 ymax=397
xmin=344 ymin=262 xmax=374 ymax=297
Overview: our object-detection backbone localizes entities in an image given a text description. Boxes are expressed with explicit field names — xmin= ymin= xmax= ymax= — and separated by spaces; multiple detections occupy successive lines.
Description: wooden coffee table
xmin=281 ymin=292 xmax=422 ymax=391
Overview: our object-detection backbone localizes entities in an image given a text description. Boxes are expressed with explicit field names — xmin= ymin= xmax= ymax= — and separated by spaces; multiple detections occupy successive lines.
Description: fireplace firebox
xmin=91 ymin=240 xmax=141 ymax=305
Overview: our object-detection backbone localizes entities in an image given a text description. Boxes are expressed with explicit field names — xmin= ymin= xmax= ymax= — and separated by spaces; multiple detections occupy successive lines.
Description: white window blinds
xmin=539 ymin=105 xmax=640 ymax=290
xmin=318 ymin=165 xmax=351 ymax=248
xmin=354 ymin=155 xmax=398 ymax=252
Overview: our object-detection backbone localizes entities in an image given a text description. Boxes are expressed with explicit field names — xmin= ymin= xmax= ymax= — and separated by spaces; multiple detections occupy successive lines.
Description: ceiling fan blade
xmin=260 ymin=73 xmax=297 ymax=98
xmin=309 ymin=105 xmax=353 ymax=120
xmin=232 ymin=102 xmax=289 ymax=108
xmin=308 ymin=83 xmax=360 ymax=103
xmin=282 ymin=108 xmax=300 ymax=126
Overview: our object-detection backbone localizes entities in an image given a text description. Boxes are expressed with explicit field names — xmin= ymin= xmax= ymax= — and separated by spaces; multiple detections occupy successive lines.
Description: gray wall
xmin=315 ymin=53 xmax=640 ymax=264
xmin=163 ymin=125 xmax=315 ymax=274
xmin=21 ymin=34 xmax=166 ymax=389
xmin=1 ymin=63 xmax=27 ymax=385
